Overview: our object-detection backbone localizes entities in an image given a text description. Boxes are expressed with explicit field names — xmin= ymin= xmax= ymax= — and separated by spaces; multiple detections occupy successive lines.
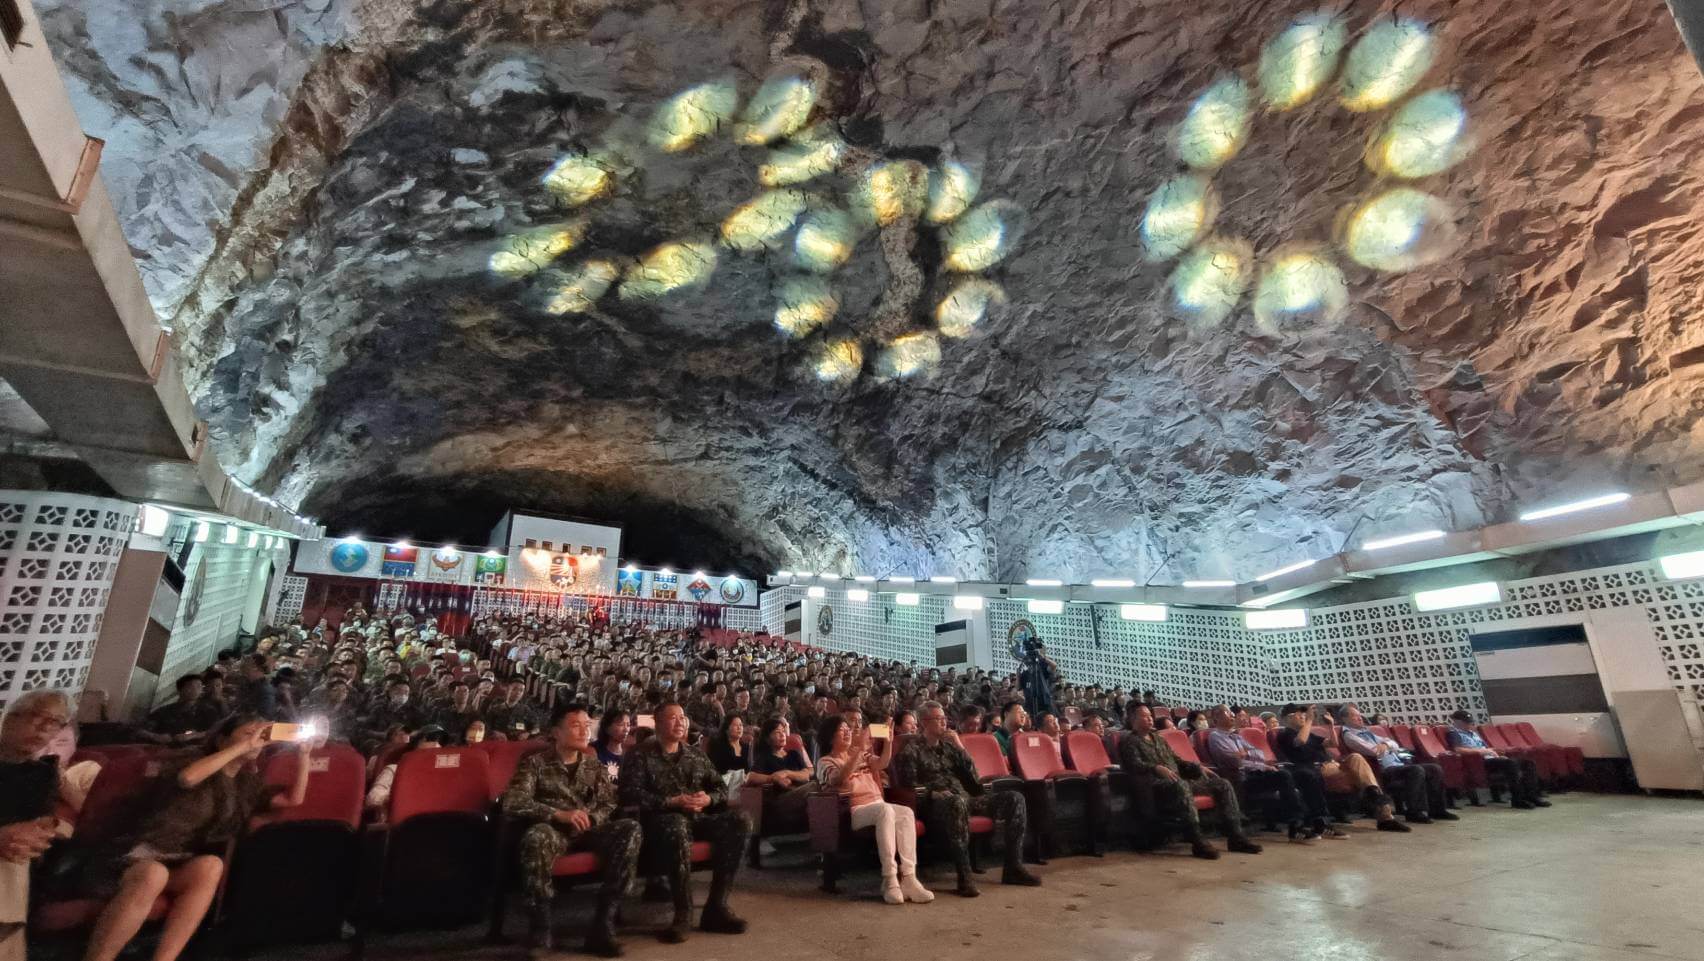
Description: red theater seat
xmin=1391 ymin=725 xmax=1418 ymax=752
xmin=1157 ymin=730 xmax=1218 ymax=812
xmin=1010 ymin=732 xmax=1103 ymax=857
xmin=1494 ymin=723 xmax=1566 ymax=782
xmin=807 ymin=789 xmax=929 ymax=893
xmin=1515 ymin=721 xmax=1585 ymax=776
xmin=483 ymin=738 xmax=549 ymax=801
xmin=1411 ymin=725 xmax=1473 ymax=794
xmin=365 ymin=747 xmax=493 ymax=932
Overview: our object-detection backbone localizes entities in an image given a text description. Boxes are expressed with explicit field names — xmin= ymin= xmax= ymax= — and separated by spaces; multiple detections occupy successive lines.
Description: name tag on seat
xmin=435 ymin=754 xmax=461 ymax=768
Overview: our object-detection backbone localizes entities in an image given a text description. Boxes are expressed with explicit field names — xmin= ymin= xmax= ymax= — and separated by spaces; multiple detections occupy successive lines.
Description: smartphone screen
xmin=268 ymin=723 xmax=304 ymax=742
xmin=867 ymin=723 xmax=891 ymax=740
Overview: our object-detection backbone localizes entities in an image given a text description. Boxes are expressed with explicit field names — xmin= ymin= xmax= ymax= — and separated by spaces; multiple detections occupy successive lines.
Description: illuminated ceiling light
xmin=488 ymin=223 xmax=585 ymax=278
xmin=138 ymin=505 xmax=171 ymax=537
xmin=542 ymin=153 xmax=615 ymax=206
xmin=943 ymin=201 xmax=1023 ymax=272
xmin=1121 ymin=603 xmax=1168 ymax=622
xmin=1140 ymin=175 xmax=1215 ymax=262
xmin=693 ymin=570 xmax=707 ymax=578
xmin=486 ymin=549 xmax=504 ymax=557
xmin=794 ymin=207 xmax=859 ymax=272
xmin=853 ymin=159 xmax=928 ymax=226
xmin=223 ymin=525 xmax=240 ymax=544
xmin=774 ymin=275 xmax=840 ymax=337
xmin=1252 ymin=249 xmax=1347 ymax=330
xmin=847 ymin=588 xmax=871 ymax=602
xmin=246 ymin=531 xmax=259 ymax=548
xmin=1174 ymin=76 xmax=1251 ymax=170
xmin=738 ymin=70 xmax=818 ymax=145
xmin=1169 ymin=237 xmax=1252 ymax=325
xmin=952 ymin=595 xmax=983 ymax=610
xmin=931 ymin=576 xmax=958 ymax=583
xmin=542 ymin=259 xmax=619 ymax=315
xmin=1342 ymin=188 xmax=1455 ymax=273
xmin=1517 ymin=492 xmax=1631 ymax=522
xmin=759 ymin=123 xmax=847 ymax=186
xmin=853 ymin=575 xmax=876 ymax=582
xmin=1247 ymin=608 xmax=1308 ymax=630
xmin=1090 ymin=578 xmax=1135 ymax=588
xmin=393 ymin=540 xmax=413 ymax=550
xmin=774 ymin=569 xmax=793 ymax=577
xmin=1258 ymin=12 xmax=1347 ymax=110
xmin=721 ymin=189 xmax=809 ymax=252
xmin=1028 ymin=599 xmax=1065 ymax=615
xmin=925 ymin=161 xmax=980 ymax=224
xmin=1025 ymin=578 xmax=1063 ymax=587
xmin=807 ymin=585 xmax=826 ymax=598
xmin=875 ymin=332 xmax=942 ymax=378
xmin=935 ymin=278 xmax=1006 ymax=338
xmin=1256 ymin=559 xmax=1315 ymax=582
xmin=1362 ymin=529 xmax=1446 ymax=551
xmin=648 ymin=80 xmax=739 ymax=152
xmin=659 ymin=567 xmax=674 ymax=575
xmin=817 ymin=572 xmax=836 ymax=579
xmin=887 ymin=576 xmax=915 ymax=584
xmin=895 ymin=592 xmax=921 ymax=606
xmin=439 ymin=545 xmax=460 ymax=558
xmin=1658 ymin=551 xmax=1704 ymax=581
xmin=1340 ymin=17 xmax=1435 ymax=112
xmin=1413 ymin=581 xmax=1501 ymax=612
xmin=341 ymin=534 xmax=363 ymax=544
xmin=1368 ymin=89 xmax=1470 ymax=179
xmin=812 ymin=339 xmax=864 ymax=382
xmin=1182 ymin=579 xmax=1236 ymax=588
xmin=618 ymin=239 xmax=718 ymax=300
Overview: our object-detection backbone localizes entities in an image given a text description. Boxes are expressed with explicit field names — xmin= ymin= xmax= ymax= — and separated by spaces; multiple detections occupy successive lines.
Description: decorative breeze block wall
xmin=0 ymin=493 xmax=137 ymax=712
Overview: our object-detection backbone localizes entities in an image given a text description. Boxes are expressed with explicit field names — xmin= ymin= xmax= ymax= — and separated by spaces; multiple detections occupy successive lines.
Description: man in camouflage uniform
xmin=893 ymin=701 xmax=1041 ymax=897
xmin=1118 ymin=704 xmax=1263 ymax=860
xmin=618 ymin=702 xmax=749 ymax=943
xmin=501 ymin=702 xmax=639 ymax=958
xmin=356 ymin=677 xmax=424 ymax=754
xmin=485 ymin=679 xmax=545 ymax=740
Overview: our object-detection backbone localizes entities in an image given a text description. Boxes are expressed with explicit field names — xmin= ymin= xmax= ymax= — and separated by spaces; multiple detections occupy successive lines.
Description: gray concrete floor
xmin=281 ymin=794 xmax=1704 ymax=961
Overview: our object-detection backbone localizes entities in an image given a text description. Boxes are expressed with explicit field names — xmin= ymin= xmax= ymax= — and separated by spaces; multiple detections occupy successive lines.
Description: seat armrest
xmin=983 ymin=775 xmax=1025 ymax=794
xmin=737 ymin=783 xmax=766 ymax=824
xmin=885 ymin=786 xmax=919 ymax=810
xmin=353 ymin=823 xmax=390 ymax=919
xmin=806 ymin=793 xmax=849 ymax=853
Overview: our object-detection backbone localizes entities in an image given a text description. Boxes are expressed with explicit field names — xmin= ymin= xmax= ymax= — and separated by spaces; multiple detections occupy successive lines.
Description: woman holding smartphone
xmin=81 ymin=715 xmax=318 ymax=961
xmin=814 ymin=715 xmax=928 ymax=905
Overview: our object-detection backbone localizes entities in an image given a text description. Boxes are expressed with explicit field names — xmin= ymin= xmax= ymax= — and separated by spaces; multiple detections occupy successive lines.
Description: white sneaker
xmin=900 ymin=874 xmax=935 ymax=904
xmin=882 ymin=878 xmax=905 ymax=905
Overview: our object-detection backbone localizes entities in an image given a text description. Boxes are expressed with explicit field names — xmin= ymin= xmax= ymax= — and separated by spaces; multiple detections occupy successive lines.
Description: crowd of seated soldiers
xmin=0 ymin=604 xmax=1557 ymax=961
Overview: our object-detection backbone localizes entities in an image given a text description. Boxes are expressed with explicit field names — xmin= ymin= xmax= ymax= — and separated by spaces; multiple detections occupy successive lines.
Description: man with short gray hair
xmin=1 ymin=690 xmax=73 ymax=961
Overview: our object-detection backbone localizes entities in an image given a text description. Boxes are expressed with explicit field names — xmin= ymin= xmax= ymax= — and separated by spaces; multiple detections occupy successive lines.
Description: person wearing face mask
xmin=358 ymin=678 xmax=423 ymax=754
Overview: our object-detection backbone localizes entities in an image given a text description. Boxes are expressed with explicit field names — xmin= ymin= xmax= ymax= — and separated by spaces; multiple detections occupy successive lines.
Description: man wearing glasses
xmin=1 ymin=690 xmax=72 ymax=961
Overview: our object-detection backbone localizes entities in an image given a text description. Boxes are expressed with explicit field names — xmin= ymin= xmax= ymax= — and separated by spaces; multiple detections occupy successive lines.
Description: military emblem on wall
xmin=329 ymin=541 xmax=370 ymax=574
xmin=817 ymin=604 xmax=834 ymax=637
xmin=686 ymin=576 xmax=713 ymax=601
xmin=1006 ymin=618 xmax=1038 ymax=661
xmin=183 ymin=557 xmax=207 ymax=626
xmin=718 ymin=578 xmax=747 ymax=605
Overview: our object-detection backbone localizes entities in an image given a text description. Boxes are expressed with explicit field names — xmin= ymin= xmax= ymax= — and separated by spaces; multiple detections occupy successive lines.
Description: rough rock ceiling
xmin=36 ymin=0 xmax=1704 ymax=579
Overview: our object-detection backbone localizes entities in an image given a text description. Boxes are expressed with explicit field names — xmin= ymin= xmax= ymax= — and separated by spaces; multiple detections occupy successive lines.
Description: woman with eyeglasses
xmin=1 ymin=690 xmax=72 ymax=961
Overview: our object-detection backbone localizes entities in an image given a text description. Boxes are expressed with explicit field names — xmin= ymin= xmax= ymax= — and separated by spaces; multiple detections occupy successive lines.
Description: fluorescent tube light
xmin=1120 ymin=603 xmax=1168 ymax=622
xmin=1027 ymin=599 xmax=1064 ymax=614
xmin=806 ymin=585 xmax=826 ymax=598
xmin=931 ymin=576 xmax=958 ymax=583
xmin=853 ymin=575 xmax=876 ymax=582
xmin=1090 ymin=578 xmax=1135 ymax=588
xmin=896 ymin=593 xmax=920 ymax=606
xmin=222 ymin=525 xmax=239 ymax=544
xmin=774 ymin=570 xmax=793 ymax=577
xmin=1256 ymin=559 xmax=1314 ymax=582
xmin=952 ymin=595 xmax=983 ymax=610
xmin=847 ymin=588 xmax=870 ymax=602
xmin=887 ymin=576 xmax=915 ymax=583
xmin=247 ymin=531 xmax=259 ymax=548
xmin=1246 ymin=608 xmax=1308 ymax=630
xmin=1363 ymin=530 xmax=1446 ymax=551
xmin=1518 ymin=492 xmax=1630 ymax=522
xmin=1658 ymin=550 xmax=1704 ymax=581
xmin=1025 ymin=578 xmax=1063 ymax=587
xmin=138 ymin=505 xmax=170 ymax=537
xmin=1413 ymin=581 xmax=1500 ymax=612
xmin=1182 ymin=579 xmax=1235 ymax=588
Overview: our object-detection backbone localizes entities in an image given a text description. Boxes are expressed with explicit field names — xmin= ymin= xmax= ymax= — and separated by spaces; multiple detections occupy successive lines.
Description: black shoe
xmin=1190 ymin=841 xmax=1222 ymax=860
xmin=955 ymin=877 xmax=982 ymax=897
xmin=1531 ymin=798 xmax=1552 ymax=808
xmin=1376 ymin=819 xmax=1412 ymax=833
xmin=1001 ymin=866 xmax=1042 ymax=887
xmin=529 ymin=907 xmax=554 ymax=954
xmin=1407 ymin=814 xmax=1433 ymax=825
xmin=585 ymin=925 xmax=623 ymax=958
xmin=699 ymin=907 xmax=747 ymax=935
xmin=1512 ymin=800 xmax=1536 ymax=810
xmin=1227 ymin=836 xmax=1263 ymax=855
xmin=657 ymin=913 xmax=690 ymax=944
xmin=1432 ymin=810 xmax=1460 ymax=821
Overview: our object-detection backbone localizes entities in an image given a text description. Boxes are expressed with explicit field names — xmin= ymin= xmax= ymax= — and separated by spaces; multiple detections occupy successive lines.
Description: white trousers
xmin=850 ymin=801 xmax=917 ymax=879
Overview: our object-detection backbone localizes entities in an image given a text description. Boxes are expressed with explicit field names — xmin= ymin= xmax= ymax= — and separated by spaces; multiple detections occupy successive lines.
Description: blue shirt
xmin=1445 ymin=727 xmax=1489 ymax=751
xmin=1205 ymin=729 xmax=1275 ymax=773
xmin=1341 ymin=725 xmax=1405 ymax=770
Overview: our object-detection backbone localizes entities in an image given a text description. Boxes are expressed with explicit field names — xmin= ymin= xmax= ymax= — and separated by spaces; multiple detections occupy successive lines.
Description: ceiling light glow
xmin=952 ymin=595 xmax=983 ymax=610
xmin=1174 ymin=76 xmax=1252 ymax=170
xmin=1258 ymin=12 xmax=1348 ymax=110
xmin=1362 ymin=530 xmax=1446 ymax=551
xmin=1256 ymin=559 xmax=1316 ymax=582
xmin=1340 ymin=17 xmax=1435 ymax=112
xmin=1247 ymin=608 xmax=1309 ymax=629
xmin=1091 ymin=578 xmax=1136 ymax=588
xmin=1182 ymin=579 xmax=1236 ymax=588
xmin=847 ymin=588 xmax=871 ymax=602
xmin=1028 ymin=599 xmax=1065 ymax=615
xmin=1121 ymin=603 xmax=1168 ymax=622
xmin=1026 ymin=579 xmax=1063 ymax=587
xmin=1658 ymin=551 xmax=1704 ymax=581
xmin=896 ymin=592 xmax=920 ymax=606
xmin=1518 ymin=492 xmax=1631 ymax=522
xmin=1141 ymin=174 xmax=1215 ymax=262
xmin=1413 ymin=581 xmax=1500 ymax=612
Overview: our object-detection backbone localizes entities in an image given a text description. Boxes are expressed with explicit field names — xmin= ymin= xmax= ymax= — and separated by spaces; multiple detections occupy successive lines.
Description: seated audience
xmin=705 ymin=715 xmax=751 ymax=776
xmin=1336 ymin=705 xmax=1458 ymax=825
xmin=83 ymin=714 xmax=317 ymax=961
xmin=893 ymin=701 xmax=1039 ymax=896
xmin=749 ymin=718 xmax=813 ymax=829
xmin=1273 ymin=704 xmax=1407 ymax=831
xmin=593 ymin=709 xmax=629 ymax=778
xmin=1117 ymin=705 xmax=1262 ymax=859
xmin=501 ymin=703 xmax=640 ymax=958
xmin=991 ymin=701 xmax=1029 ymax=754
xmin=617 ymin=703 xmax=749 ymax=942
xmin=365 ymin=727 xmax=447 ymax=819
xmin=141 ymin=676 xmax=216 ymax=746
xmin=1445 ymin=711 xmax=1550 ymax=809
xmin=1259 ymin=712 xmax=1280 ymax=733
xmin=2 ymin=691 xmax=69 ymax=961
xmin=816 ymin=716 xmax=932 ymax=905
xmin=1204 ymin=705 xmax=1335 ymax=841
xmin=892 ymin=710 xmax=919 ymax=737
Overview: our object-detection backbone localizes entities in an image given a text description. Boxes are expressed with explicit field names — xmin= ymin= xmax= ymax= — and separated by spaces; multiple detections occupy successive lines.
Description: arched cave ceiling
xmin=35 ymin=0 xmax=1704 ymax=579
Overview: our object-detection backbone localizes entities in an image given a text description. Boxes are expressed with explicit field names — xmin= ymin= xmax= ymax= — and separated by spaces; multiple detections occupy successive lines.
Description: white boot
xmin=882 ymin=874 xmax=905 ymax=905
xmin=899 ymin=873 xmax=935 ymax=904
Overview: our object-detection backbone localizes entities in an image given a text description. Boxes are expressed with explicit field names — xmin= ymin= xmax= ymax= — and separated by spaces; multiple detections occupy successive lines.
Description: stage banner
xmin=474 ymin=554 xmax=508 ymax=584
xmin=323 ymin=539 xmax=379 ymax=577
xmin=616 ymin=568 xmax=643 ymax=596
xmin=381 ymin=545 xmax=418 ymax=577
xmin=426 ymin=548 xmax=466 ymax=582
xmin=650 ymin=572 xmax=678 ymax=600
